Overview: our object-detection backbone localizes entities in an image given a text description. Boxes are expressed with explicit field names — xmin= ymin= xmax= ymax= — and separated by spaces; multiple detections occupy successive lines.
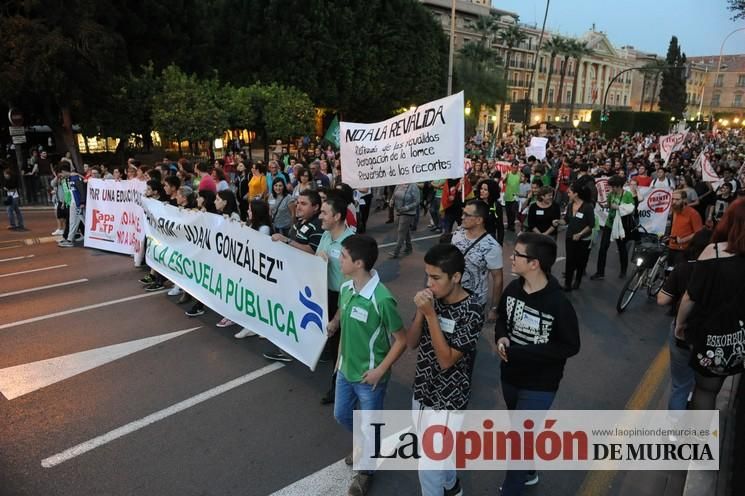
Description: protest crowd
xmin=3 ymin=124 xmax=745 ymax=496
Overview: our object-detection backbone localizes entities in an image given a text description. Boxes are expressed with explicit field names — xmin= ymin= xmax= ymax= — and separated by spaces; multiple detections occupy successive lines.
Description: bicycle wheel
xmin=647 ymin=256 xmax=668 ymax=297
xmin=617 ymin=268 xmax=646 ymax=313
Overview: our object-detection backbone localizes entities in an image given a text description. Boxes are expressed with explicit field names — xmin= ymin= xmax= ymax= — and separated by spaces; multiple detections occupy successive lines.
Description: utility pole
xmin=446 ymin=0 xmax=456 ymax=96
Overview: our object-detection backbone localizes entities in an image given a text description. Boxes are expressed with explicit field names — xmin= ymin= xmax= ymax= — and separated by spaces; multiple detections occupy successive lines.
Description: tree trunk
xmin=177 ymin=140 xmax=183 ymax=155
xmin=568 ymin=58 xmax=582 ymax=122
xmin=498 ymin=48 xmax=512 ymax=136
xmin=542 ymin=54 xmax=556 ymax=117
xmin=114 ymin=136 xmax=128 ymax=156
xmin=83 ymin=136 xmax=90 ymax=155
xmin=59 ymin=106 xmax=83 ymax=173
xmin=649 ymin=73 xmax=659 ymax=112
xmin=262 ymin=128 xmax=269 ymax=162
xmin=142 ymin=130 xmax=153 ymax=153
xmin=555 ymin=55 xmax=570 ymax=111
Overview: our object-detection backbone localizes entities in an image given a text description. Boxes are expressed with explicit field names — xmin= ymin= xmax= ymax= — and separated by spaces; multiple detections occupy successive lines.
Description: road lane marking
xmin=0 ymin=327 xmax=201 ymax=400
xmin=0 ymin=264 xmax=68 ymax=278
xmin=576 ymin=346 xmax=669 ymax=496
xmin=378 ymin=233 xmax=441 ymax=248
xmin=268 ymin=427 xmax=410 ymax=496
xmin=0 ymin=278 xmax=89 ymax=298
xmin=0 ymin=290 xmax=168 ymax=330
xmin=41 ymin=362 xmax=285 ymax=468
xmin=0 ymin=254 xmax=35 ymax=263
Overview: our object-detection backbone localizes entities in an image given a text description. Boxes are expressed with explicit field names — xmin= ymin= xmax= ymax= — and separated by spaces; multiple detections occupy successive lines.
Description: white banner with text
xmin=594 ymin=178 xmax=671 ymax=236
xmin=340 ymin=92 xmax=465 ymax=188
xmin=83 ymin=178 xmax=146 ymax=265
xmin=142 ymin=199 xmax=328 ymax=369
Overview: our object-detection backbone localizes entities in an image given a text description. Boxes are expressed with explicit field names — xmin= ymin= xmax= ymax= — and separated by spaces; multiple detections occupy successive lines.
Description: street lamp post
xmin=709 ymin=27 xmax=745 ymax=129
xmin=446 ymin=0 xmax=456 ymax=96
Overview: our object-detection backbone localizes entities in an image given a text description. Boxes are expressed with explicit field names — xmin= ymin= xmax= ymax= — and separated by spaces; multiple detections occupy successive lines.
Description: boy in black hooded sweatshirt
xmin=494 ymin=232 xmax=580 ymax=496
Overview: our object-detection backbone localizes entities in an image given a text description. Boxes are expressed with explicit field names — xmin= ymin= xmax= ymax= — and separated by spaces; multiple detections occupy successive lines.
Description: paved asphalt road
xmin=0 ymin=209 xmax=683 ymax=496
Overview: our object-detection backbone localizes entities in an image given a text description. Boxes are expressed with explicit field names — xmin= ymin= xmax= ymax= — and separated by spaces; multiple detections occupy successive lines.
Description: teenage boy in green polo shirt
xmin=329 ymin=234 xmax=406 ymax=496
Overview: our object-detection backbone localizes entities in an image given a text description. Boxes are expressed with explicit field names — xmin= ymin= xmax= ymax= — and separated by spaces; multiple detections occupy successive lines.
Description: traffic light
xmin=600 ymin=110 xmax=610 ymax=122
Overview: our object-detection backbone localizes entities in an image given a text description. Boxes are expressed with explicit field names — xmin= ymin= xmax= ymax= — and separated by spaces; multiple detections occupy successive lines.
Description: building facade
xmin=687 ymin=54 xmax=745 ymax=123
xmin=419 ymin=0 xmax=634 ymax=132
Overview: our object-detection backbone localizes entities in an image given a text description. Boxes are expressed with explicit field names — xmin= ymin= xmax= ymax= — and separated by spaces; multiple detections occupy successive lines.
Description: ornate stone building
xmin=419 ymin=0 xmax=634 ymax=132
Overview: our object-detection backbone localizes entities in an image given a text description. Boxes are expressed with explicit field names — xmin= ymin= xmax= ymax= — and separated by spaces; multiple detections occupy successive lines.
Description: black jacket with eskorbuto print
xmin=495 ymin=276 xmax=580 ymax=392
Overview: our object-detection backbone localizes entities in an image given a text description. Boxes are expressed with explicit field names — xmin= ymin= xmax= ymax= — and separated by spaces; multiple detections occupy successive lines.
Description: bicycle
xmin=616 ymin=227 xmax=669 ymax=313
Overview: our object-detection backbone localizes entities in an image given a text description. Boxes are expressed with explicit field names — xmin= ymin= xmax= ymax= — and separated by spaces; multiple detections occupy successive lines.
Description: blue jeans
xmin=429 ymin=197 xmax=441 ymax=229
xmin=412 ymin=397 xmax=464 ymax=496
xmin=500 ymin=381 xmax=556 ymax=496
xmin=6 ymin=196 xmax=24 ymax=228
xmin=334 ymin=371 xmax=388 ymax=474
xmin=668 ymin=320 xmax=694 ymax=416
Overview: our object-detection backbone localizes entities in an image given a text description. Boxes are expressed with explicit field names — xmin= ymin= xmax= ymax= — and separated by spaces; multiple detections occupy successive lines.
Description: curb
xmin=0 ymin=235 xmax=61 ymax=249
xmin=20 ymin=206 xmax=55 ymax=211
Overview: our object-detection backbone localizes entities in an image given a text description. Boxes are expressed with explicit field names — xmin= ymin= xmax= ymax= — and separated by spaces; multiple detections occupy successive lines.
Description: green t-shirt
xmin=338 ymin=271 xmax=403 ymax=383
xmin=504 ymin=172 xmax=521 ymax=202
xmin=316 ymin=227 xmax=355 ymax=292
xmin=605 ymin=190 xmax=634 ymax=227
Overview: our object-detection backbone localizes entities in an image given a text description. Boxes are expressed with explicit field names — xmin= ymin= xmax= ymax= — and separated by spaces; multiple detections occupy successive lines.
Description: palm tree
xmin=568 ymin=40 xmax=592 ymax=122
xmin=497 ymin=24 xmax=527 ymax=131
xmin=555 ymin=39 xmax=573 ymax=113
xmin=643 ymin=60 xmax=666 ymax=111
xmin=468 ymin=14 xmax=499 ymax=49
xmin=540 ymin=35 xmax=566 ymax=117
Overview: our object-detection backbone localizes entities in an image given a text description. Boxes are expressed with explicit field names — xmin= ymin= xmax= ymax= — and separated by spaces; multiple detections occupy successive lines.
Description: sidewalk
xmin=1 ymin=209 xmax=61 ymax=246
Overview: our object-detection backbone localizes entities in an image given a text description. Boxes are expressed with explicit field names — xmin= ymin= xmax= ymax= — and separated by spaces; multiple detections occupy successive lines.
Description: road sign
xmin=11 ymin=135 xmax=27 ymax=144
xmin=7 ymin=109 xmax=23 ymax=127
xmin=8 ymin=126 xmax=25 ymax=136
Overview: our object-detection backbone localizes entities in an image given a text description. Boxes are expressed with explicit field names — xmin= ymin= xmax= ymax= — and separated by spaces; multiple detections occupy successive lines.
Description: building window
xmin=715 ymin=74 xmax=724 ymax=87
xmin=623 ymin=94 xmax=627 ymax=105
xmin=735 ymin=94 xmax=743 ymax=107
xmin=537 ymin=88 xmax=543 ymax=103
xmin=738 ymin=75 xmax=745 ymax=87
xmin=712 ymin=93 xmax=721 ymax=106
xmin=548 ymin=88 xmax=554 ymax=103
xmin=512 ymin=91 xmax=517 ymax=102
xmin=539 ymin=56 xmax=545 ymax=73
xmin=566 ymin=90 xmax=572 ymax=103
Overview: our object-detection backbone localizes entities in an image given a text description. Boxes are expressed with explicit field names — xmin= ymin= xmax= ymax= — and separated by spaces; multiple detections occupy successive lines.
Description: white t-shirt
xmin=451 ymin=228 xmax=503 ymax=307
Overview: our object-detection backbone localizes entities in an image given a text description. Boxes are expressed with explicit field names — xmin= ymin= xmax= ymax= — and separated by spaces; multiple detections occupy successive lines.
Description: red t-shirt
xmin=634 ymin=174 xmax=652 ymax=187
xmin=198 ymin=174 xmax=217 ymax=193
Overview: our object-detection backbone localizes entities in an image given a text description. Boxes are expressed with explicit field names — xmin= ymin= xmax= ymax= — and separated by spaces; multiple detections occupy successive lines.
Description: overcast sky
xmin=492 ymin=0 xmax=742 ymax=56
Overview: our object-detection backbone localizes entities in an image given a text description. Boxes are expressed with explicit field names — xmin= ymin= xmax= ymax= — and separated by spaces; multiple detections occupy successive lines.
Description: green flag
xmin=324 ymin=115 xmax=340 ymax=149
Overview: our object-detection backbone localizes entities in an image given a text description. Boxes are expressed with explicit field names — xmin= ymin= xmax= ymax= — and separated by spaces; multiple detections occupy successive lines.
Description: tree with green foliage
xmin=152 ymin=65 xmax=228 ymax=154
xmin=658 ymin=36 xmax=687 ymax=119
xmin=568 ymin=40 xmax=592 ymax=122
xmin=554 ymin=39 xmax=574 ymax=111
xmin=455 ymin=42 xmax=505 ymax=135
xmin=727 ymin=0 xmax=745 ymax=20
xmin=0 ymin=0 xmax=126 ymax=170
xmin=243 ymin=0 xmax=448 ymax=121
xmin=497 ymin=24 xmax=527 ymax=129
xmin=540 ymin=35 xmax=567 ymax=117
xmin=247 ymin=83 xmax=316 ymax=160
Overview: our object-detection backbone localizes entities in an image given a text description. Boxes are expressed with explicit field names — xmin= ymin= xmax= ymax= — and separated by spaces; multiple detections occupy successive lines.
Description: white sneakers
xmin=234 ymin=328 xmax=258 ymax=338
xmin=51 ymin=229 xmax=63 ymax=235
xmin=216 ymin=318 xmax=235 ymax=328
xmin=167 ymin=286 xmax=182 ymax=296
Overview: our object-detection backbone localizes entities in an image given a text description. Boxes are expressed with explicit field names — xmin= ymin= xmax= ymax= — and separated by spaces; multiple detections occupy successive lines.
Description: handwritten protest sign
xmin=141 ymin=199 xmax=328 ymax=369
xmin=340 ymin=92 xmax=465 ymax=188
xmin=524 ymin=137 xmax=548 ymax=161
xmin=84 ymin=179 xmax=146 ymax=265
